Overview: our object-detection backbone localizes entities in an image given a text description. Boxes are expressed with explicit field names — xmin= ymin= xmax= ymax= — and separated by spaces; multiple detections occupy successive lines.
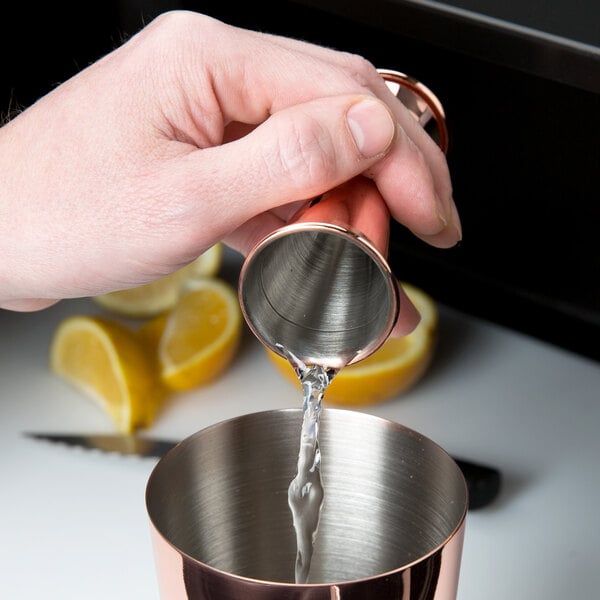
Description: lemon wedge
xmin=158 ymin=278 xmax=242 ymax=391
xmin=93 ymin=244 xmax=223 ymax=318
xmin=49 ymin=315 xmax=163 ymax=433
xmin=266 ymin=282 xmax=438 ymax=405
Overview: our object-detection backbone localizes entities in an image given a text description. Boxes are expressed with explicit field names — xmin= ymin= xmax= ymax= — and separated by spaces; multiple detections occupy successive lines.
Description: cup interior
xmin=146 ymin=409 xmax=467 ymax=585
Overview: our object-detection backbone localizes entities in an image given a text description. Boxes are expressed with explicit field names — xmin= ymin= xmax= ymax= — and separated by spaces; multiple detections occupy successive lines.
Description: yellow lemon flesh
xmin=93 ymin=244 xmax=223 ymax=318
xmin=266 ymin=282 xmax=438 ymax=405
xmin=158 ymin=278 xmax=242 ymax=391
xmin=49 ymin=316 xmax=162 ymax=433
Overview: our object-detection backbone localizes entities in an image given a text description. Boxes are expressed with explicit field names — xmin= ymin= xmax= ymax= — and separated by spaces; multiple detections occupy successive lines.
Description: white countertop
xmin=1 ymin=272 xmax=599 ymax=598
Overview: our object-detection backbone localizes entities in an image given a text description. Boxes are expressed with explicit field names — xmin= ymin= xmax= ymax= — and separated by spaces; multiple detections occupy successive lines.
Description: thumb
xmin=236 ymin=95 xmax=396 ymax=214
xmin=178 ymin=95 xmax=396 ymax=238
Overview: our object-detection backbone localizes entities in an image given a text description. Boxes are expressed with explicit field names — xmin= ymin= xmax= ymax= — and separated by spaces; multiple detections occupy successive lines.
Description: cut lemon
xmin=158 ymin=278 xmax=242 ymax=391
xmin=49 ymin=315 xmax=163 ymax=433
xmin=93 ymin=243 xmax=223 ymax=318
xmin=266 ymin=282 xmax=438 ymax=405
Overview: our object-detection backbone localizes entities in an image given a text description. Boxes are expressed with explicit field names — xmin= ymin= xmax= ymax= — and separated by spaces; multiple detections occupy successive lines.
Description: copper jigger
xmin=238 ymin=69 xmax=448 ymax=369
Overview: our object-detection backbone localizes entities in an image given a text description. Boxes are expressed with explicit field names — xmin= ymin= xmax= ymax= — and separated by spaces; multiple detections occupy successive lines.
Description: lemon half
xmin=266 ymin=282 xmax=438 ymax=405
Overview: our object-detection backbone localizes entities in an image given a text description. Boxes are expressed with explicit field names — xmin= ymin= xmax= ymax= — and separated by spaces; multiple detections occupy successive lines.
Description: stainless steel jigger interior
xmin=146 ymin=409 xmax=467 ymax=598
xmin=238 ymin=69 xmax=448 ymax=368
xmin=239 ymin=208 xmax=397 ymax=369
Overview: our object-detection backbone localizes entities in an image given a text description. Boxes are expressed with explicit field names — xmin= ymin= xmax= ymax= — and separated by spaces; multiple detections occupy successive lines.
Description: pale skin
xmin=0 ymin=11 xmax=461 ymax=336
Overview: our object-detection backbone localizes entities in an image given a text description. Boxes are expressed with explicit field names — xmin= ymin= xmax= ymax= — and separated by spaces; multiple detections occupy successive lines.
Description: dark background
xmin=2 ymin=1 xmax=599 ymax=361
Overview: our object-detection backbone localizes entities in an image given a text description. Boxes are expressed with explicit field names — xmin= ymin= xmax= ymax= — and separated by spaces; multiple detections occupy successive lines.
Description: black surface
xmin=2 ymin=1 xmax=598 ymax=361
xmin=454 ymin=457 xmax=502 ymax=510
xmin=1 ymin=4 xmax=122 ymax=115
xmin=425 ymin=0 xmax=600 ymax=47
xmin=301 ymin=0 xmax=600 ymax=91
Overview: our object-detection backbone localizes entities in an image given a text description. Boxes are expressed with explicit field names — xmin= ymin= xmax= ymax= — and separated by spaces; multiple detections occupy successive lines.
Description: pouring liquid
xmin=279 ymin=345 xmax=338 ymax=584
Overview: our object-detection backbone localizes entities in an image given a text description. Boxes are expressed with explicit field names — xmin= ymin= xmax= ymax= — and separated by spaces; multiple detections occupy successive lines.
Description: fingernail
xmin=451 ymin=202 xmax=463 ymax=242
xmin=347 ymin=98 xmax=396 ymax=158
xmin=416 ymin=192 xmax=462 ymax=248
xmin=435 ymin=193 xmax=463 ymax=241
xmin=435 ymin=196 xmax=449 ymax=228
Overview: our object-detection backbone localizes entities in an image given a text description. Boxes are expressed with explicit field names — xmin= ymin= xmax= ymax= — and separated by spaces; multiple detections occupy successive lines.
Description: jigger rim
xmin=237 ymin=221 xmax=401 ymax=367
xmin=377 ymin=68 xmax=449 ymax=154
xmin=146 ymin=408 xmax=468 ymax=589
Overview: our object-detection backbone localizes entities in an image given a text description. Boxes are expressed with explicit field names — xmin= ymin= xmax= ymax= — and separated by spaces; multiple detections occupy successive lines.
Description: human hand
xmin=0 ymin=10 xmax=460 ymax=333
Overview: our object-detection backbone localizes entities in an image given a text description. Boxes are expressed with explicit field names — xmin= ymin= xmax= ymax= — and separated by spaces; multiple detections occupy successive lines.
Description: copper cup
xmin=238 ymin=69 xmax=448 ymax=369
xmin=146 ymin=409 xmax=468 ymax=599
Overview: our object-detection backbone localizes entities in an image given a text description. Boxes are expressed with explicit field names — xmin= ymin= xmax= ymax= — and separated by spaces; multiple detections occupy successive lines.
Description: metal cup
xmin=146 ymin=408 xmax=468 ymax=599
xmin=238 ymin=69 xmax=448 ymax=368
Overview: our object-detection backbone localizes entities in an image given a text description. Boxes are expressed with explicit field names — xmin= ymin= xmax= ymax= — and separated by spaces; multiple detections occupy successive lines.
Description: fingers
xmin=246 ymin=29 xmax=455 ymax=213
xmin=391 ymin=283 xmax=422 ymax=338
xmin=235 ymin=28 xmax=459 ymax=245
xmin=366 ymin=125 xmax=461 ymax=248
xmin=225 ymin=211 xmax=287 ymax=257
xmin=163 ymin=94 xmax=397 ymax=254
xmin=167 ymin=96 xmax=460 ymax=259
xmin=144 ymin=12 xmax=460 ymax=249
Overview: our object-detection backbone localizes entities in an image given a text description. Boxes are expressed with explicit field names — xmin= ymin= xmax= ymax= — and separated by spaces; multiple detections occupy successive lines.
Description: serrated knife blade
xmin=24 ymin=432 xmax=178 ymax=458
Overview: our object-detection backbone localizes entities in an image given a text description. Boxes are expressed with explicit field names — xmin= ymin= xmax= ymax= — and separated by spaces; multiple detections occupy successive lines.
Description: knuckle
xmin=149 ymin=10 xmax=209 ymax=35
xmin=145 ymin=10 xmax=195 ymax=42
xmin=270 ymin=114 xmax=337 ymax=191
xmin=337 ymin=52 xmax=380 ymax=88
xmin=142 ymin=11 xmax=223 ymax=55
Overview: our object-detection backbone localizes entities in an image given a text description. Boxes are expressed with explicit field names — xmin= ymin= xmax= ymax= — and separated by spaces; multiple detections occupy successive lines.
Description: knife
xmin=24 ymin=432 xmax=501 ymax=510
xmin=24 ymin=432 xmax=177 ymax=459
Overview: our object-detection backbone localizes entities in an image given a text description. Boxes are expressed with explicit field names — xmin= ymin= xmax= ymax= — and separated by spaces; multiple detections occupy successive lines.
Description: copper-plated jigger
xmin=238 ymin=69 xmax=448 ymax=369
